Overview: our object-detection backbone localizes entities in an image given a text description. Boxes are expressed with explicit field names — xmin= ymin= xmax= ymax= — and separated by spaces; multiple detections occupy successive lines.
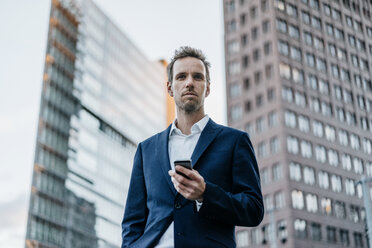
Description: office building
xmin=25 ymin=0 xmax=167 ymax=247
xmin=224 ymin=0 xmax=372 ymax=247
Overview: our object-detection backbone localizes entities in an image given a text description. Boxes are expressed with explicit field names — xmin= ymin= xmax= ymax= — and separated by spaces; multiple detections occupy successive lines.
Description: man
xmin=122 ymin=47 xmax=263 ymax=248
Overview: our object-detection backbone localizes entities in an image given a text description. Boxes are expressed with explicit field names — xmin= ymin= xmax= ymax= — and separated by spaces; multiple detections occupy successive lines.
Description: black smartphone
xmin=174 ymin=160 xmax=192 ymax=179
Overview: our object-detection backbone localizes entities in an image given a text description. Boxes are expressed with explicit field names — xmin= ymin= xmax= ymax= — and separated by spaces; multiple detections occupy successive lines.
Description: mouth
xmin=183 ymin=92 xmax=197 ymax=97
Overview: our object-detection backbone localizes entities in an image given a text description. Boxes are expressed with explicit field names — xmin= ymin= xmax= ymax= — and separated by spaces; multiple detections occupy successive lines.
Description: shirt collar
xmin=169 ymin=115 xmax=209 ymax=137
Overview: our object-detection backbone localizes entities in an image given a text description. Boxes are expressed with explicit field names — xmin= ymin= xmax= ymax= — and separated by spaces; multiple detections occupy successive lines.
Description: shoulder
xmin=211 ymin=120 xmax=247 ymax=138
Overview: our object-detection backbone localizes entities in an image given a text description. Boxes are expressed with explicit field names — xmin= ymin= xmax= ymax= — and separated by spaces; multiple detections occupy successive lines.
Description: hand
xmin=168 ymin=166 xmax=206 ymax=202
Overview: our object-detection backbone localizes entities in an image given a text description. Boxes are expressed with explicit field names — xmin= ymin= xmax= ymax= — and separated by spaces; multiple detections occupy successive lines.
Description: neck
xmin=175 ymin=108 xmax=206 ymax=135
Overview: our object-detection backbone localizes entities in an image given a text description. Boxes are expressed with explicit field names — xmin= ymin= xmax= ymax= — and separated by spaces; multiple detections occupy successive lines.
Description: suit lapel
xmin=191 ymin=119 xmax=222 ymax=170
xmin=157 ymin=125 xmax=177 ymax=196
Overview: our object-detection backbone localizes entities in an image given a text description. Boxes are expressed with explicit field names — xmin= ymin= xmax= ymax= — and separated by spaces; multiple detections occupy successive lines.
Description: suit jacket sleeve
xmin=197 ymin=132 xmax=264 ymax=227
xmin=121 ymin=143 xmax=148 ymax=247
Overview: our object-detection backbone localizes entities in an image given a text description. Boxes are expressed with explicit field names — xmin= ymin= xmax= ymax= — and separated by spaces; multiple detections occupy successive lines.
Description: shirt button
xmin=174 ymin=202 xmax=181 ymax=209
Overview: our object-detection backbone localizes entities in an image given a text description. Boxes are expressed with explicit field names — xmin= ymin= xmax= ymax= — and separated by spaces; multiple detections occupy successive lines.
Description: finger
xmin=175 ymin=166 xmax=200 ymax=181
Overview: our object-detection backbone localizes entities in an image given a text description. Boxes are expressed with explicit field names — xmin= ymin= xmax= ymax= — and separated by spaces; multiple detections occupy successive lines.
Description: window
xmin=303 ymin=166 xmax=315 ymax=185
xmin=321 ymin=197 xmax=332 ymax=215
xmin=268 ymin=111 xmax=278 ymax=127
xmin=319 ymin=79 xmax=329 ymax=95
xmin=304 ymin=31 xmax=312 ymax=45
xmin=227 ymin=40 xmax=239 ymax=55
xmin=287 ymin=136 xmax=299 ymax=154
xmin=306 ymin=194 xmax=318 ymax=213
xmin=328 ymin=149 xmax=338 ymax=166
xmin=326 ymin=23 xmax=334 ymax=36
xmin=261 ymin=0 xmax=269 ymax=12
xmin=315 ymin=145 xmax=326 ymax=163
xmin=314 ymin=36 xmax=324 ymax=50
xmin=289 ymin=25 xmax=300 ymax=39
xmin=253 ymin=49 xmax=260 ymax=61
xmin=318 ymin=171 xmax=329 ymax=189
xmin=350 ymin=134 xmax=360 ymax=150
xmin=298 ymin=115 xmax=309 ymax=132
xmin=353 ymin=157 xmax=363 ymax=174
xmin=341 ymin=154 xmax=352 ymax=171
xmin=240 ymin=13 xmax=246 ymax=26
xmin=292 ymin=190 xmax=304 ymax=209
xmin=312 ymin=120 xmax=323 ymax=137
xmin=300 ymin=140 xmax=312 ymax=158
xmin=229 ymin=83 xmax=241 ymax=98
xmin=323 ymin=3 xmax=331 ymax=16
xmin=294 ymin=219 xmax=307 ymax=238
xmin=285 ymin=111 xmax=296 ymax=128
xmin=261 ymin=168 xmax=269 ymax=185
xmin=252 ymin=27 xmax=259 ymax=40
xmin=286 ymin=3 xmax=297 ymax=18
xmin=267 ymin=87 xmax=275 ymax=101
xmin=290 ymin=46 xmax=302 ymax=61
xmin=256 ymin=94 xmax=263 ymax=107
xmin=294 ymin=91 xmax=306 ymax=107
xmin=331 ymin=174 xmax=342 ymax=192
xmin=242 ymin=55 xmax=249 ymax=68
xmin=250 ymin=6 xmax=257 ymax=19
xmin=316 ymin=57 xmax=327 ymax=73
xmin=228 ymin=61 xmax=240 ymax=76
xmin=276 ymin=19 xmax=287 ymax=33
xmin=306 ymin=53 xmax=315 ymax=67
xmin=262 ymin=20 xmax=270 ymax=33
xmin=263 ymin=42 xmax=272 ymax=56
xmin=278 ymin=40 xmax=289 ymax=56
xmin=275 ymin=191 xmax=285 ymax=209
xmin=272 ymin=163 xmax=282 ymax=180
xmin=354 ymin=232 xmax=364 ymax=248
xmin=302 ymin=11 xmax=310 ymax=24
xmin=308 ymin=74 xmax=317 ymax=90
xmin=345 ymin=178 xmax=355 ymax=196
xmin=258 ymin=142 xmax=268 ymax=158
xmin=274 ymin=0 xmax=285 ymax=11
xmin=334 ymin=28 xmax=344 ymax=40
xmin=327 ymin=226 xmax=337 ymax=243
xmin=279 ymin=63 xmax=291 ymax=79
xmin=256 ymin=116 xmax=265 ymax=133
xmin=236 ymin=231 xmax=249 ymax=247
xmin=282 ymin=86 xmax=293 ymax=102
xmin=244 ymin=101 xmax=251 ymax=112
xmin=227 ymin=19 xmax=237 ymax=33
xmin=231 ymin=105 xmax=242 ymax=121
xmin=310 ymin=97 xmax=320 ymax=113
xmin=310 ymin=223 xmax=321 ymax=241
xmin=292 ymin=68 xmax=304 ymax=84
xmin=289 ymin=162 xmax=301 ymax=181
xmin=334 ymin=201 xmax=346 ymax=219
xmin=254 ymin=71 xmax=262 ymax=84
xmin=311 ymin=16 xmax=321 ymax=30
xmin=325 ymin=125 xmax=335 ymax=141
xmin=339 ymin=130 xmax=348 ymax=146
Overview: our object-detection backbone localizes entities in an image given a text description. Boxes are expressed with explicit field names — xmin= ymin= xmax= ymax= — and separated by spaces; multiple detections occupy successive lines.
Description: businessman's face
xmin=168 ymin=57 xmax=210 ymax=114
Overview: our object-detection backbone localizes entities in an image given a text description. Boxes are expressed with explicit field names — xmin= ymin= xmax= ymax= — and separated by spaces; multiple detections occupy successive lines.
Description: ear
xmin=205 ymin=82 xmax=211 ymax=97
xmin=167 ymin=81 xmax=173 ymax=97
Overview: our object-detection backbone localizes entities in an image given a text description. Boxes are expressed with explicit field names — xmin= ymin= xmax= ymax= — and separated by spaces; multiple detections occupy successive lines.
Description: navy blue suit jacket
xmin=122 ymin=119 xmax=264 ymax=248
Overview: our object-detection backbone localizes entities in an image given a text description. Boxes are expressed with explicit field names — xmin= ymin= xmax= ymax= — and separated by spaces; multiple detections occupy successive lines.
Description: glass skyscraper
xmin=25 ymin=0 xmax=166 ymax=247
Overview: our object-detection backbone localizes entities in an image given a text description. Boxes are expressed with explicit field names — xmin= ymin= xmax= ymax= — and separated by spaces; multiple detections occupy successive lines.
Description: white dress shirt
xmin=154 ymin=115 xmax=209 ymax=248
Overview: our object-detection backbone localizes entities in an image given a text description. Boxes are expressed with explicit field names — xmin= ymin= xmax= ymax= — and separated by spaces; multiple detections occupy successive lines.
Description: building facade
xmin=25 ymin=0 xmax=166 ymax=247
xmin=224 ymin=0 xmax=372 ymax=247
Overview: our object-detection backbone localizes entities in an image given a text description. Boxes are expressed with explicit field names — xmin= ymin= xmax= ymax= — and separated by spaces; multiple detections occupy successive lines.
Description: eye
xmin=194 ymin=74 xmax=204 ymax=80
xmin=176 ymin=74 xmax=186 ymax=80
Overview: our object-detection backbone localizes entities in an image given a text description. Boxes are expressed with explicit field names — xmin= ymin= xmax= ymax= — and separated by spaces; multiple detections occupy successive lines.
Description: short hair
xmin=167 ymin=46 xmax=211 ymax=84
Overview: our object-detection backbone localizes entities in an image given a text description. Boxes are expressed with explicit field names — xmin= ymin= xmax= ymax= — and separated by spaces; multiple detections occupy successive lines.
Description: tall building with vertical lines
xmin=25 ymin=0 xmax=167 ymax=247
xmin=224 ymin=0 xmax=372 ymax=247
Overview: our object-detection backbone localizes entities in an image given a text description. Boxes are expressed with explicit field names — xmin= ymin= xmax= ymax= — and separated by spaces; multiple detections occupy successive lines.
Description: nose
xmin=185 ymin=75 xmax=194 ymax=88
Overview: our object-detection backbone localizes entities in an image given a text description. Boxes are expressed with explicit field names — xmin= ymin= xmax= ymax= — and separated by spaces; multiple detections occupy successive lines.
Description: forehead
xmin=173 ymin=57 xmax=206 ymax=75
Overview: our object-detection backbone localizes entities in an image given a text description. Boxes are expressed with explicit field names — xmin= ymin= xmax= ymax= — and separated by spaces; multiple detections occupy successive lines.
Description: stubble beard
xmin=176 ymin=97 xmax=202 ymax=115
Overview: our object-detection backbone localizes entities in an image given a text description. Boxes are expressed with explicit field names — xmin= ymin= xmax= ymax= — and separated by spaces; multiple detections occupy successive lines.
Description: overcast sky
xmin=0 ymin=0 xmax=225 ymax=246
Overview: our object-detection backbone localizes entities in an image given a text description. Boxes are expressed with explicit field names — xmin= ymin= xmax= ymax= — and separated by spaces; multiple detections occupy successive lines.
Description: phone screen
xmin=174 ymin=160 xmax=192 ymax=179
